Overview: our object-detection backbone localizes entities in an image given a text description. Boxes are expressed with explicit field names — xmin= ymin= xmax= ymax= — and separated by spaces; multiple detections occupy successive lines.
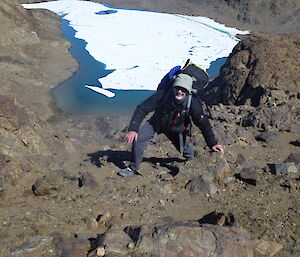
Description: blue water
xmin=52 ymin=14 xmax=226 ymax=116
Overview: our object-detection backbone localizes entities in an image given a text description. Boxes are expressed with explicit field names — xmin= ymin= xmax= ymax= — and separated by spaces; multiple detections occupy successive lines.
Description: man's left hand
xmin=212 ymin=144 xmax=224 ymax=154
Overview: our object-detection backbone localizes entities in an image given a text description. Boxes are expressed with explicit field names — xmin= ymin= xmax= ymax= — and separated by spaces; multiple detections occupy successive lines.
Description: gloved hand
xmin=168 ymin=65 xmax=181 ymax=79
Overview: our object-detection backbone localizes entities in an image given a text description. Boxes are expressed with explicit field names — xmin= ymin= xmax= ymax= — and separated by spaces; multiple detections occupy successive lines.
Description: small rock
xmin=52 ymin=234 xmax=90 ymax=257
xmin=238 ymin=167 xmax=259 ymax=185
xmin=85 ymin=216 xmax=99 ymax=232
xmin=254 ymin=239 xmax=283 ymax=256
xmin=32 ymin=172 xmax=62 ymax=197
xmin=11 ymin=236 xmax=52 ymax=255
xmin=211 ymin=155 xmax=231 ymax=177
xmin=96 ymin=246 xmax=105 ymax=256
xmin=275 ymin=162 xmax=298 ymax=175
xmin=103 ymin=226 xmax=133 ymax=256
xmin=127 ymin=242 xmax=135 ymax=249
xmin=255 ymin=132 xmax=277 ymax=143
xmin=158 ymin=199 xmax=166 ymax=206
xmin=98 ymin=211 xmax=111 ymax=223
xmin=80 ymin=172 xmax=98 ymax=190
xmin=185 ymin=175 xmax=220 ymax=196
xmin=284 ymin=153 xmax=300 ymax=165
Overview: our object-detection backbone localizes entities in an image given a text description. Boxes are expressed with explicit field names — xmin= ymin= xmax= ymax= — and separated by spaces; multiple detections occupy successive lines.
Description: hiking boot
xmin=117 ymin=167 xmax=135 ymax=177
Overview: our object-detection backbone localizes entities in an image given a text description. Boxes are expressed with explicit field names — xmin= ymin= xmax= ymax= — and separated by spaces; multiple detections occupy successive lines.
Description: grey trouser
xmin=129 ymin=121 xmax=194 ymax=171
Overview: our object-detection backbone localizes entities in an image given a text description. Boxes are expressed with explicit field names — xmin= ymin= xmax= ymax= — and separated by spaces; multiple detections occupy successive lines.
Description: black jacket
xmin=128 ymin=88 xmax=217 ymax=148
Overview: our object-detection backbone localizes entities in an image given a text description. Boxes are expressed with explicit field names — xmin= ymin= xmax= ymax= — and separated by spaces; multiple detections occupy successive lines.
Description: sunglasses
xmin=174 ymin=87 xmax=188 ymax=94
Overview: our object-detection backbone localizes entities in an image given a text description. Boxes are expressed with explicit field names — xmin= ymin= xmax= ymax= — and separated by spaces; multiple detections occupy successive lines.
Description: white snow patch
xmin=85 ymin=85 xmax=115 ymax=97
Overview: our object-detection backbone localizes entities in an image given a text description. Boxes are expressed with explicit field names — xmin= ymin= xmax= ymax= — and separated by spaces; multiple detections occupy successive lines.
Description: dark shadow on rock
xmin=200 ymin=79 xmax=223 ymax=106
xmin=87 ymin=150 xmax=132 ymax=169
xmin=290 ymin=140 xmax=300 ymax=147
xmin=124 ymin=226 xmax=141 ymax=243
xmin=234 ymin=173 xmax=257 ymax=186
xmin=235 ymin=86 xmax=265 ymax=107
xmin=255 ymin=131 xmax=277 ymax=143
xmin=87 ymin=151 xmax=186 ymax=173
xmin=88 ymin=233 xmax=105 ymax=252
xmin=143 ymin=156 xmax=183 ymax=174
xmin=266 ymin=163 xmax=276 ymax=174
xmin=198 ymin=211 xmax=235 ymax=226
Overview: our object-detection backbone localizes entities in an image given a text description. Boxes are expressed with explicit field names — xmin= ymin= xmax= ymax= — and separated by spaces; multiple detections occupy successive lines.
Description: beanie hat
xmin=173 ymin=74 xmax=193 ymax=93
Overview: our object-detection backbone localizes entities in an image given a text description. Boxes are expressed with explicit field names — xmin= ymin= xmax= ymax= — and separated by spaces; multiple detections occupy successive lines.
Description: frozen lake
xmin=23 ymin=0 xmax=248 ymax=115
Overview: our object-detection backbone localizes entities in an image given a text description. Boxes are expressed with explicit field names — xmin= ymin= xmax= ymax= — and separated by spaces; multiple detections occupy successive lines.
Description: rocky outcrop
xmin=0 ymin=0 xmax=80 ymax=202
xmin=215 ymin=32 xmax=300 ymax=107
xmin=128 ymin=221 xmax=253 ymax=257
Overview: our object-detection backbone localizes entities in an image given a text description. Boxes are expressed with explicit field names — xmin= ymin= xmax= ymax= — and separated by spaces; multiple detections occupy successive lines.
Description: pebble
xmin=85 ymin=216 xmax=99 ymax=231
xmin=98 ymin=211 xmax=111 ymax=223
xmin=127 ymin=242 xmax=135 ymax=249
xmin=255 ymin=132 xmax=277 ymax=143
xmin=254 ymin=239 xmax=283 ymax=257
xmin=96 ymin=246 xmax=105 ymax=256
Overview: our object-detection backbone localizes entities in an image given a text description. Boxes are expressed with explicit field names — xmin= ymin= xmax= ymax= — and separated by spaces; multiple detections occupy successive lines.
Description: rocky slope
xmin=1 ymin=0 xmax=77 ymax=120
xmin=0 ymin=0 xmax=299 ymax=257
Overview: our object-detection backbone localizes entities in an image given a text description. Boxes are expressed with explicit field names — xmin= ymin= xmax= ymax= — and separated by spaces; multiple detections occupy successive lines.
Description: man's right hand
xmin=125 ymin=131 xmax=138 ymax=143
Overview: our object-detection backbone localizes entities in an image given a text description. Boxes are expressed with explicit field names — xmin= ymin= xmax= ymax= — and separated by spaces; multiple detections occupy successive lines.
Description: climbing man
xmin=118 ymin=66 xmax=224 ymax=177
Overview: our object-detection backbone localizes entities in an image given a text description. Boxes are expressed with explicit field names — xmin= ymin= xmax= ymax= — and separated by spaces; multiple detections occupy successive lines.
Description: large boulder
xmin=131 ymin=221 xmax=253 ymax=257
xmin=216 ymin=32 xmax=300 ymax=107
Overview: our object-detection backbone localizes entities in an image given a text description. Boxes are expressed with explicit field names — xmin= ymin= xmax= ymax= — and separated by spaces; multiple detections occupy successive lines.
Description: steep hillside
xmin=1 ymin=0 xmax=77 ymax=120
xmin=0 ymin=0 xmax=79 ymax=205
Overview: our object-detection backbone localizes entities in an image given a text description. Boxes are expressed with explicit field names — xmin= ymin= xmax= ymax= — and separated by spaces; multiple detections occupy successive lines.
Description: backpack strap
xmin=179 ymin=132 xmax=184 ymax=156
xmin=178 ymin=93 xmax=193 ymax=156
xmin=186 ymin=94 xmax=192 ymax=113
